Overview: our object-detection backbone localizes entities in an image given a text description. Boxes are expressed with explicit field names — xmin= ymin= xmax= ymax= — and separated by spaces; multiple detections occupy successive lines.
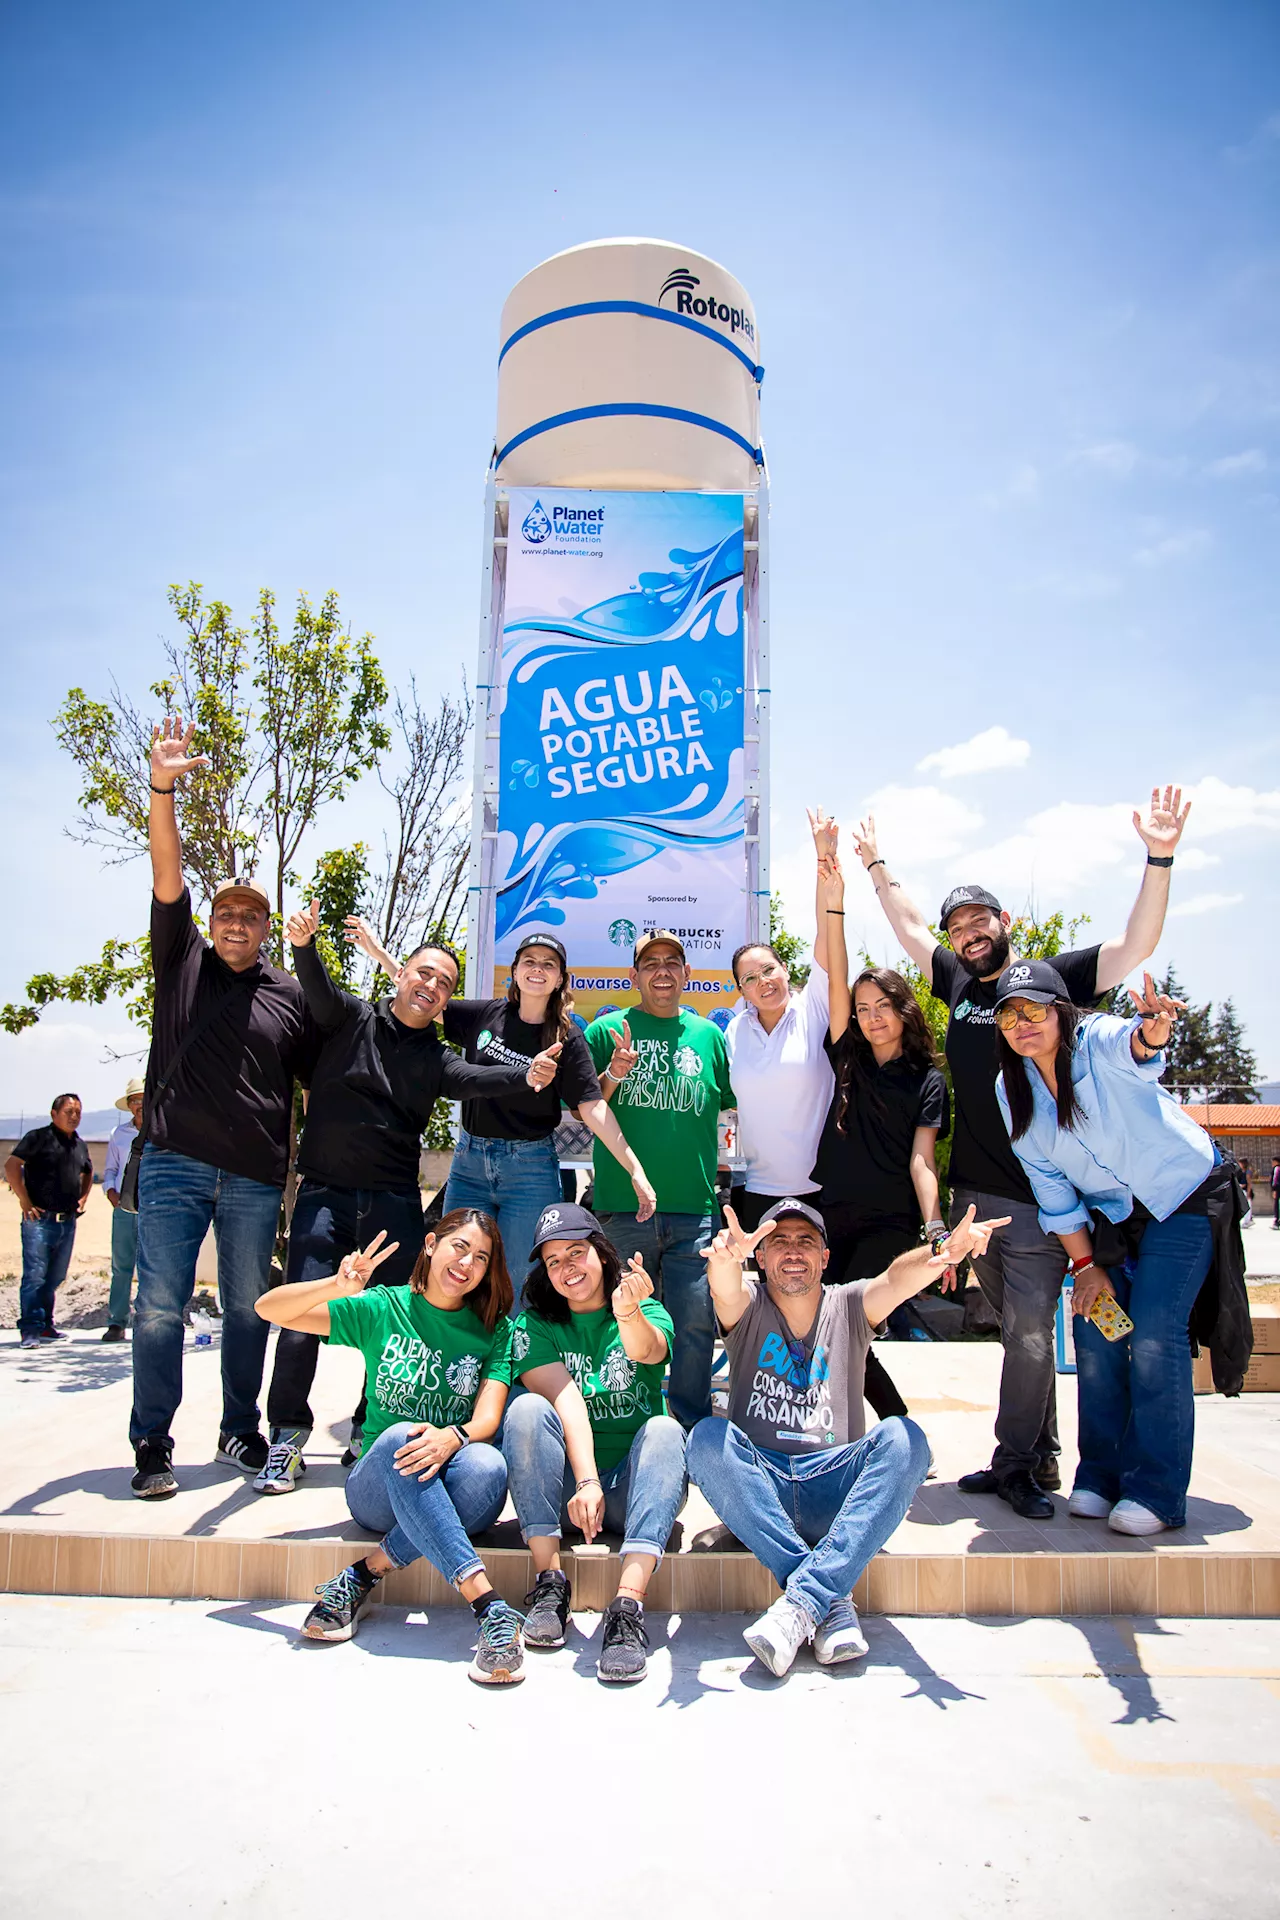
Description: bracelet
xmin=1146 ymin=854 xmax=1174 ymax=868
xmin=924 ymin=1220 xmax=946 ymax=1237
xmin=866 ymin=858 xmax=885 ymax=872
xmin=1069 ymin=1256 xmax=1099 ymax=1277
xmin=616 ymin=1307 xmax=640 ymax=1321
xmin=825 ymin=909 xmax=845 ymax=916
xmin=575 ymin=1475 xmax=601 ymax=1491
xmin=449 ymin=1424 xmax=470 ymax=1449
xmin=1136 ymin=1025 xmax=1166 ymax=1052
xmin=149 ymin=782 xmax=176 ymax=795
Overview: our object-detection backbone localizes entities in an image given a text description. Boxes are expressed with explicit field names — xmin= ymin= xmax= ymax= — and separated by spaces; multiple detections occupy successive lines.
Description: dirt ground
xmin=0 ymin=1186 xmax=221 ymax=1329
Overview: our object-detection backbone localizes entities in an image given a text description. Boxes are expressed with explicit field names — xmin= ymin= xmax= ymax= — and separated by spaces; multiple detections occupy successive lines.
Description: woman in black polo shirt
xmin=812 ymin=857 xmax=950 ymax=1353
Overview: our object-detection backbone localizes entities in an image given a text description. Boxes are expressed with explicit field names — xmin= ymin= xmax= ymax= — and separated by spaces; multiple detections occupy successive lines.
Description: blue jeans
xmin=1073 ymin=1212 xmax=1213 ymax=1527
xmin=688 ymin=1414 xmax=930 ymax=1625
xmin=444 ymin=1130 xmax=562 ymax=1307
xmin=597 ymin=1211 xmax=715 ymax=1429
xmin=18 ymin=1215 xmax=78 ymax=1336
xmin=130 ymin=1144 xmax=283 ymax=1448
xmin=501 ymin=1394 xmax=688 ymax=1560
xmin=108 ymin=1206 xmax=138 ymax=1327
xmin=266 ymin=1181 xmax=426 ymax=1432
xmin=346 ymin=1422 xmax=508 ymax=1585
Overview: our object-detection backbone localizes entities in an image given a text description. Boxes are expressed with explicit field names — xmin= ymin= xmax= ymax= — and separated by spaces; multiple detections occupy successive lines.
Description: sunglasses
xmin=995 ymin=1000 xmax=1053 ymax=1032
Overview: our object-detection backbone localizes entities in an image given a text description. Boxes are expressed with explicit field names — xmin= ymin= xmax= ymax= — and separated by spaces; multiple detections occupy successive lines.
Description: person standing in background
xmin=5 ymin=1095 xmax=93 ymax=1348
xmin=1271 ymin=1156 xmax=1280 ymax=1229
xmin=101 ymin=1077 xmax=145 ymax=1342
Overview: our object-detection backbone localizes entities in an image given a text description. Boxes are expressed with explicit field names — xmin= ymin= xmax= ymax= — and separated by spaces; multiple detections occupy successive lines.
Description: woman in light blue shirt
xmin=994 ymin=960 xmax=1217 ymax=1537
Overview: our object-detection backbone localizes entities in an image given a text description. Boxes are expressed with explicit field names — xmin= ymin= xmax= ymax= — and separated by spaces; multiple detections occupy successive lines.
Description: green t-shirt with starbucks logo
xmin=326 ymin=1286 xmax=514 ymax=1449
xmin=585 ymin=1007 xmax=735 ymax=1215
xmin=512 ymin=1301 xmax=675 ymax=1471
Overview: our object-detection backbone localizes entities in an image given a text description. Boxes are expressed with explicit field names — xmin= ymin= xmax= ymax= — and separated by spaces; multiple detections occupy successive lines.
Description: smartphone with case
xmin=1088 ymin=1291 xmax=1134 ymax=1342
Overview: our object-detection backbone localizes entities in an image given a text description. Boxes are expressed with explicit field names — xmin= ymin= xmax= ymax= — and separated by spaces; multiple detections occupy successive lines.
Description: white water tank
xmin=495 ymin=237 xmax=763 ymax=492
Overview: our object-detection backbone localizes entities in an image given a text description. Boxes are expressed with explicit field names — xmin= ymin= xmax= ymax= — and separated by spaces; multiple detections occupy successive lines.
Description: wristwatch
xmin=449 ymin=1424 xmax=470 ymax=1449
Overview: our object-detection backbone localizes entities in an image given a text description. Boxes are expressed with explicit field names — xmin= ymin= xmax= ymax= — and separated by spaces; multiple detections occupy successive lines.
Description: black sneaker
xmin=39 ymin=1328 xmax=64 ymax=1341
xmin=597 ymin=1595 xmax=649 ymax=1685
xmin=101 ymin=1325 xmax=128 ymax=1343
xmin=997 ymin=1468 xmax=1055 ymax=1521
xmin=523 ymin=1569 xmax=572 ymax=1648
xmin=216 ymin=1431 xmax=269 ymax=1474
xmin=302 ymin=1559 xmax=382 ymax=1641
xmin=131 ymin=1440 xmax=178 ymax=1500
xmin=468 ymin=1600 xmax=526 ymax=1686
xmin=958 ymin=1465 xmax=1000 ymax=1496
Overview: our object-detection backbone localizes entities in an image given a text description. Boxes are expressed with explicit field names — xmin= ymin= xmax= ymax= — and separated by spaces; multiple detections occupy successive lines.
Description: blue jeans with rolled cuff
xmin=108 ymin=1206 xmax=138 ymax=1327
xmin=502 ymin=1394 xmax=688 ymax=1560
xmin=345 ymin=1422 xmax=508 ymax=1587
xmin=596 ymin=1211 xmax=716 ymax=1430
xmin=1073 ymin=1211 xmax=1213 ymax=1528
xmin=688 ymin=1414 xmax=930 ymax=1626
xmin=18 ymin=1214 xmax=78 ymax=1336
xmin=130 ymin=1144 xmax=283 ymax=1449
xmin=443 ymin=1130 xmax=563 ymax=1309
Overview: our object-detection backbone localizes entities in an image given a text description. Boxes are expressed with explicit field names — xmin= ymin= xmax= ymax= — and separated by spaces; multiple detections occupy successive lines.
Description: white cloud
xmin=1168 ymin=891 xmax=1245 ymax=919
xmin=1072 ymin=440 xmax=1140 ymax=477
xmin=962 ymin=801 xmax=1136 ymax=895
xmin=1174 ymin=848 xmax=1221 ymax=871
xmin=1185 ymin=776 xmax=1280 ymax=836
xmin=915 ymin=726 xmax=1031 ymax=780
xmin=1133 ymin=527 xmax=1211 ymax=566
xmin=859 ymin=785 xmax=984 ymax=865
xmin=1205 ymin=449 xmax=1267 ymax=478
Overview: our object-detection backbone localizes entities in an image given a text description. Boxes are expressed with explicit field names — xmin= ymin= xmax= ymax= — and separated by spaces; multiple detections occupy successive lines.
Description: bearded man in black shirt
xmin=851 ymin=785 xmax=1190 ymax=1519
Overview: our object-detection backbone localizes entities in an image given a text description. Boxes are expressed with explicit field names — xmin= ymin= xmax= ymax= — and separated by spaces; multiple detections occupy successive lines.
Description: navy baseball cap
xmin=530 ymin=1200 xmax=602 ymax=1251
xmin=513 ymin=933 xmax=568 ymax=969
xmin=757 ymin=1198 xmax=828 ymax=1242
xmin=994 ymin=960 xmax=1070 ymax=1008
xmin=939 ymin=885 xmax=1002 ymax=929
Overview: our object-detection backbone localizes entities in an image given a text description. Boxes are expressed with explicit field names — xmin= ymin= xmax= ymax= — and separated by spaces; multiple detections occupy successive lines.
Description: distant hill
xmin=0 ymin=1108 xmax=124 ymax=1140
xmin=1258 ymin=1082 xmax=1280 ymax=1105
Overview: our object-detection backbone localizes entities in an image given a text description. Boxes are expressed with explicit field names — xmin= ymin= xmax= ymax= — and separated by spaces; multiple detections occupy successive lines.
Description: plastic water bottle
xmin=191 ymin=1310 xmax=213 ymax=1349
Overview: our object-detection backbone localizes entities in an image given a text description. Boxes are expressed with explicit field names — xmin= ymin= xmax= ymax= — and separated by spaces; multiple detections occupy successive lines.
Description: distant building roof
xmin=1181 ymin=1105 xmax=1280 ymax=1131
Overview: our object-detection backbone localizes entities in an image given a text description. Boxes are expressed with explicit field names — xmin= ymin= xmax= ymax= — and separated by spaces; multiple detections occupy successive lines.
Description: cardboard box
xmin=1194 ymin=1344 xmax=1280 ymax=1394
xmin=1250 ymin=1304 xmax=1280 ymax=1355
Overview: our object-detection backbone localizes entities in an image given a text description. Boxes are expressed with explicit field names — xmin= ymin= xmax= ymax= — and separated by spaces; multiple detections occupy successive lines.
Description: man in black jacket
xmin=255 ymin=896 xmax=560 ymax=1494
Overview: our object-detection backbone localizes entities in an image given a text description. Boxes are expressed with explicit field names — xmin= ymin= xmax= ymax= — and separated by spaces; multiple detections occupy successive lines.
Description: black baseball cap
xmin=939 ymin=885 xmax=1002 ymax=929
xmin=530 ymin=1200 xmax=602 ymax=1251
xmin=513 ymin=933 xmax=568 ymax=969
xmin=994 ymin=960 xmax=1070 ymax=1008
xmin=757 ymin=1198 xmax=828 ymax=1242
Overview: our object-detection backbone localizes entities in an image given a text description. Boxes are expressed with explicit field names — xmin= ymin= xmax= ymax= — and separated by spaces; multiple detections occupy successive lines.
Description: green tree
xmin=768 ymin=892 xmax=811 ymax=990
xmin=305 ymin=844 xmax=372 ymax=991
xmin=1207 ymin=998 xmax=1259 ymax=1103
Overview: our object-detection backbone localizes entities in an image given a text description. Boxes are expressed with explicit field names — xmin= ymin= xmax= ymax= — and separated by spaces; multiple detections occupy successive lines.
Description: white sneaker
xmin=253 ymin=1428 xmax=308 ymax=1495
xmin=743 ymin=1596 xmax=814 ymax=1676
xmin=812 ymin=1596 xmax=869 ymax=1666
xmin=1068 ymin=1488 xmax=1114 ymax=1519
xmin=1108 ymin=1498 xmax=1167 ymax=1536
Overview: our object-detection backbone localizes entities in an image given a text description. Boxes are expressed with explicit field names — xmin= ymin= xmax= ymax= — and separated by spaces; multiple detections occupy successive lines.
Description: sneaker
xmin=812 ymin=1596 xmax=869 ymax=1667
xmin=131 ymin=1440 xmax=178 ymax=1499
xmin=996 ymin=1469 xmax=1055 ymax=1521
xmin=38 ymin=1328 xmax=64 ymax=1341
xmin=254 ymin=1428 xmax=308 ymax=1495
xmin=216 ymin=1431 xmax=269 ymax=1474
xmin=303 ymin=1559 xmax=382 ymax=1641
xmin=1068 ymin=1488 xmax=1114 ymax=1519
xmin=19 ymin=1335 xmax=41 ymax=1350
xmin=523 ymin=1568 xmax=572 ymax=1648
xmin=468 ymin=1600 xmax=526 ymax=1686
xmin=597 ymin=1595 xmax=649 ymax=1684
xmin=1108 ymin=1498 xmax=1168 ymax=1536
xmin=101 ymin=1325 xmax=127 ymax=1344
xmin=341 ymin=1428 xmax=364 ymax=1468
xmin=743 ymin=1595 xmax=814 ymax=1677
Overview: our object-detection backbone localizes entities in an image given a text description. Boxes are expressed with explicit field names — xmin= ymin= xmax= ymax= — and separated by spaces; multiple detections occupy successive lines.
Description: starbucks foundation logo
xmin=608 ymin=918 xmax=637 ymax=948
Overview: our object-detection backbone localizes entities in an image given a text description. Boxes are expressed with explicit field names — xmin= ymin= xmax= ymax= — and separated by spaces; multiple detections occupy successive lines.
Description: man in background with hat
xmin=690 ymin=1196 xmax=1008 ymax=1675
xmin=128 ymin=718 xmax=321 ymax=1499
xmin=585 ymin=929 xmax=736 ymax=1429
xmin=101 ymin=1076 xmax=145 ymax=1342
xmin=851 ymin=786 xmax=1189 ymax=1519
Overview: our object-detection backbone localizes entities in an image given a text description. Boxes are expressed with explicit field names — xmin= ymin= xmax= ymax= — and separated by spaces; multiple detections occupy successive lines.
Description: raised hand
xmin=286 ymin=897 xmax=320 ymax=949
xmin=703 ymin=1204 xmax=777 ymax=1266
xmin=526 ymin=1041 xmax=563 ymax=1091
xmin=1133 ymin=784 xmax=1191 ymax=860
xmin=807 ymin=806 xmax=839 ymax=861
xmin=334 ymin=1230 xmax=402 ymax=1294
xmin=608 ymin=1018 xmax=638 ymax=1082
xmin=150 ymin=716 xmax=212 ymax=788
xmin=612 ymin=1252 xmax=655 ymax=1319
xmin=1128 ymin=970 xmax=1184 ymax=1045
xmin=344 ymin=915 xmax=400 ymax=982
xmin=818 ymin=853 xmax=845 ymax=910
xmin=851 ymin=813 xmax=881 ymax=872
xmin=927 ymin=1205 xmax=1010 ymax=1271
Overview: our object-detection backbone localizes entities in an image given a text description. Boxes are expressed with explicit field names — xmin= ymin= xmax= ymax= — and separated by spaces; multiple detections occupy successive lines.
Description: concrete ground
xmin=3 ymin=1595 xmax=1277 ymax=1918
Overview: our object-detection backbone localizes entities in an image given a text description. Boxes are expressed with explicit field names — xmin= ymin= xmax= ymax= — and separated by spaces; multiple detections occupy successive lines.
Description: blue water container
xmin=1054 ymin=1283 xmax=1077 ymax=1374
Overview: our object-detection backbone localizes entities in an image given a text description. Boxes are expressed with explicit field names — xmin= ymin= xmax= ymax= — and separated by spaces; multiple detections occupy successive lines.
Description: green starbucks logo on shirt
xmin=477 ymin=1029 xmax=493 ymax=1049
xmin=673 ymin=1044 xmax=703 ymax=1078
xmin=599 ymin=1348 xmax=637 ymax=1392
xmin=446 ymin=1353 xmax=482 ymax=1397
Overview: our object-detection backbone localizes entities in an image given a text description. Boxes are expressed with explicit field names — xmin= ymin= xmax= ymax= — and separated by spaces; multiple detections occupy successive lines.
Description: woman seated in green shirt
xmin=502 ymin=1200 xmax=688 ymax=1684
xmin=255 ymin=1209 xmax=526 ymax=1687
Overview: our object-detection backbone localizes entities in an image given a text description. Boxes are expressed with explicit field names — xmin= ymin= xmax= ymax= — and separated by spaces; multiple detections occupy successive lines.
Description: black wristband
xmin=866 ymin=858 xmax=885 ymax=872
xmin=1136 ymin=1026 xmax=1165 ymax=1052
xmin=825 ymin=909 xmax=845 ymax=916
xmin=1146 ymin=854 xmax=1174 ymax=868
xmin=149 ymin=782 xmax=176 ymax=795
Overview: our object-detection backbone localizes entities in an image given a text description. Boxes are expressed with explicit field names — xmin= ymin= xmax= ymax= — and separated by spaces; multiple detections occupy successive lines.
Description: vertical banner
xmin=494 ymin=488 xmax=746 ymax=1022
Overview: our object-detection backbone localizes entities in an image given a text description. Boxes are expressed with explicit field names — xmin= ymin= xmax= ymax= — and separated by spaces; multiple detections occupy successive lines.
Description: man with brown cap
xmin=101 ymin=1075 xmax=145 ymax=1341
xmin=128 ymin=718 xmax=320 ymax=1499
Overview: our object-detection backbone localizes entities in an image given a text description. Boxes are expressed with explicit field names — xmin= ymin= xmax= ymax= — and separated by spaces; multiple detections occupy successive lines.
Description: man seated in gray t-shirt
xmin=688 ymin=1196 xmax=1009 ymax=1676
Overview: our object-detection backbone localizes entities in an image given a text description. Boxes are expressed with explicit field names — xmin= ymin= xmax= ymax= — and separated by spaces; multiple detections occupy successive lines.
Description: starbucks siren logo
xmin=521 ymin=500 xmax=552 ymax=544
xmin=599 ymin=1348 xmax=637 ymax=1392
xmin=609 ymin=919 xmax=637 ymax=948
xmin=446 ymin=1354 xmax=482 ymax=1398
xmin=673 ymin=1044 xmax=702 ymax=1078
xmin=511 ymin=1326 xmax=532 ymax=1364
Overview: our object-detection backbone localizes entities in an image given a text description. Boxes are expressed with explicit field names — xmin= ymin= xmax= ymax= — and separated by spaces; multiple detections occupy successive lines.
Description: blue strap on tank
xmin=499 ymin=300 xmax=765 ymax=384
xmin=495 ymin=403 xmax=764 ymax=471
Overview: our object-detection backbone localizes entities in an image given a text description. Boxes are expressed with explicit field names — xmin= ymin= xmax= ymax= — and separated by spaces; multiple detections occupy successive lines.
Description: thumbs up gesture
xmin=608 ymin=1017 xmax=639 ymax=1082
xmin=286 ymin=897 xmax=321 ymax=948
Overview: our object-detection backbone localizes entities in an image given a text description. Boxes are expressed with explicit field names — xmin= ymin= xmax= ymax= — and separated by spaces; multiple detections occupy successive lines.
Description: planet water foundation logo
xmin=521 ymin=500 xmax=552 ymax=544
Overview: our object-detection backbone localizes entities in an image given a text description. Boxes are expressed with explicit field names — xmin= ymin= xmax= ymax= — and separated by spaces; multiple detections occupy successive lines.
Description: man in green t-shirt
xmin=585 ymin=930 xmax=736 ymax=1427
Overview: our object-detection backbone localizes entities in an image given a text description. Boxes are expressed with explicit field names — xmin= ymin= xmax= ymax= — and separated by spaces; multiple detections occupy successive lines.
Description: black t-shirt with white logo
xmin=443 ymin=998 xmax=601 ymax=1142
xmin=931 ymin=943 xmax=1101 ymax=1204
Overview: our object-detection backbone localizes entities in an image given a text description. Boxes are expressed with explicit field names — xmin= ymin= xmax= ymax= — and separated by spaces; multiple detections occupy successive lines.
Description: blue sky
xmin=1 ymin=1 xmax=1277 ymax=1116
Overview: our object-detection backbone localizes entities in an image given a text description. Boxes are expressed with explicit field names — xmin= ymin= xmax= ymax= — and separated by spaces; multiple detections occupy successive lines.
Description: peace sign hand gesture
xmin=703 ymin=1204 xmax=777 ymax=1268
xmin=286 ymin=898 xmax=320 ymax=949
xmin=806 ymin=806 xmax=839 ymax=861
xmin=608 ymin=1018 xmax=638 ymax=1082
xmin=333 ymin=1231 xmax=402 ymax=1295
xmin=1128 ymin=970 xmax=1184 ymax=1048
xmin=1133 ymin=784 xmax=1191 ymax=860
xmin=150 ymin=716 xmax=212 ymax=789
xmin=612 ymin=1252 xmax=655 ymax=1319
xmin=851 ymin=813 xmax=881 ymax=872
